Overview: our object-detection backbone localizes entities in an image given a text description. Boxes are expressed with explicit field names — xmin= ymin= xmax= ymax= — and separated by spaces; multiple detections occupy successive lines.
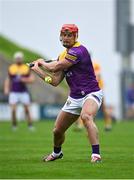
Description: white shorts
xmin=62 ymin=90 xmax=103 ymax=115
xmin=9 ymin=92 xmax=31 ymax=105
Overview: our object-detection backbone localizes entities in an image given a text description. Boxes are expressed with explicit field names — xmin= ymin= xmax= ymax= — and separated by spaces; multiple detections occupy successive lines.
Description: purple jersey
xmin=8 ymin=63 xmax=30 ymax=92
xmin=58 ymin=42 xmax=100 ymax=99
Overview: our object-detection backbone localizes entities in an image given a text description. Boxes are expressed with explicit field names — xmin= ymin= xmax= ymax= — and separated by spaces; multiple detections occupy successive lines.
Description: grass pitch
xmin=0 ymin=120 xmax=134 ymax=179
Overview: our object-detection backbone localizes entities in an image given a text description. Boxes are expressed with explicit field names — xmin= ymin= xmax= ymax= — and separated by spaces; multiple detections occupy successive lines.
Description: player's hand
xmin=20 ymin=77 xmax=27 ymax=83
xmin=20 ymin=75 xmax=35 ymax=83
xmin=34 ymin=58 xmax=45 ymax=66
xmin=29 ymin=59 xmax=45 ymax=68
xmin=30 ymin=61 xmax=41 ymax=71
xmin=4 ymin=88 xmax=9 ymax=96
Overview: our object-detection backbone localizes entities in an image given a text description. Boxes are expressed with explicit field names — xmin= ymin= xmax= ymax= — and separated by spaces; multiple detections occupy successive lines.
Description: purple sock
xmin=92 ymin=144 xmax=100 ymax=154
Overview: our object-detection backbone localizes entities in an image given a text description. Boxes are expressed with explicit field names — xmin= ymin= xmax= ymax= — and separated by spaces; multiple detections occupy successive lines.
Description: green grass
xmin=0 ymin=120 xmax=134 ymax=179
xmin=0 ymin=35 xmax=46 ymax=63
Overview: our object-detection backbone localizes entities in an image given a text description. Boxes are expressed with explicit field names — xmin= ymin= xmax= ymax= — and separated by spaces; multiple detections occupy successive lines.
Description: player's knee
xmin=81 ymin=112 xmax=92 ymax=121
xmin=81 ymin=113 xmax=93 ymax=125
xmin=24 ymin=106 xmax=29 ymax=114
xmin=81 ymin=113 xmax=95 ymax=130
xmin=53 ymin=128 xmax=62 ymax=137
xmin=11 ymin=106 xmax=16 ymax=113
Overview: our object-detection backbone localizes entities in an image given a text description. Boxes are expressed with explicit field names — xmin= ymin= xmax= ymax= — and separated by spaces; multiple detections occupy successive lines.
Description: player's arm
xmin=32 ymin=58 xmax=73 ymax=73
xmin=4 ymin=77 xmax=10 ymax=95
xmin=21 ymin=73 xmax=35 ymax=84
xmin=51 ymin=71 xmax=65 ymax=86
xmin=31 ymin=62 xmax=64 ymax=86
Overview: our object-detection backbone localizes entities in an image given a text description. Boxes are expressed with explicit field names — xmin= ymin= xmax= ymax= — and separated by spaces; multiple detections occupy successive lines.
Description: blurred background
xmin=1 ymin=1 xmax=134 ymax=179
xmin=0 ymin=0 xmax=134 ymax=121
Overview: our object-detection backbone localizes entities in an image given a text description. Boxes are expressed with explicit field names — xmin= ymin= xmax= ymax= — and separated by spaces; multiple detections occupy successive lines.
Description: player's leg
xmin=81 ymin=95 xmax=102 ymax=163
xmin=43 ymin=110 xmax=79 ymax=162
xmin=20 ymin=92 xmax=34 ymax=129
xmin=102 ymin=101 xmax=112 ymax=131
xmin=74 ymin=116 xmax=84 ymax=131
xmin=10 ymin=104 xmax=17 ymax=129
xmin=53 ymin=110 xmax=79 ymax=146
xmin=9 ymin=92 xmax=18 ymax=130
xmin=81 ymin=99 xmax=99 ymax=144
xmin=23 ymin=104 xmax=33 ymax=128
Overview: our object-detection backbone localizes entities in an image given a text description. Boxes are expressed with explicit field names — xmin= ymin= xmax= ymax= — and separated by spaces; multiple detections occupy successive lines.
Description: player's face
xmin=61 ymin=31 xmax=75 ymax=48
xmin=15 ymin=58 xmax=23 ymax=65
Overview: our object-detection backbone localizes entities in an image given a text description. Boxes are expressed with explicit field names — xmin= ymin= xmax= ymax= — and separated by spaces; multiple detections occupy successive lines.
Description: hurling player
xmin=4 ymin=52 xmax=35 ymax=130
xmin=30 ymin=24 xmax=103 ymax=163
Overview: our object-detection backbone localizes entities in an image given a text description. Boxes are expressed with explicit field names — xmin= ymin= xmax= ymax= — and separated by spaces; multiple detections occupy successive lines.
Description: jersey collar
xmin=73 ymin=42 xmax=81 ymax=47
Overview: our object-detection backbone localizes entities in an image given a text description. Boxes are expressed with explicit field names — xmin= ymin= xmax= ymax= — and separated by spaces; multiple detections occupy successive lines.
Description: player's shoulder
xmin=59 ymin=49 xmax=67 ymax=57
xmin=20 ymin=63 xmax=30 ymax=74
xmin=72 ymin=42 xmax=87 ymax=49
xmin=58 ymin=49 xmax=67 ymax=61
xmin=8 ymin=63 xmax=18 ymax=74
xmin=8 ymin=63 xmax=30 ymax=75
xmin=9 ymin=63 xmax=17 ymax=69
xmin=21 ymin=63 xmax=30 ymax=70
xmin=69 ymin=42 xmax=88 ymax=54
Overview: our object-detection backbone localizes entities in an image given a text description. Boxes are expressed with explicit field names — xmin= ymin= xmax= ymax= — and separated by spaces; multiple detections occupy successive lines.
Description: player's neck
xmin=16 ymin=62 xmax=23 ymax=66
